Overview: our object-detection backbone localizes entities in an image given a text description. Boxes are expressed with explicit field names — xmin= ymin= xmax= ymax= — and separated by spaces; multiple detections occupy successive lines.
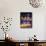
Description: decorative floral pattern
xmin=29 ymin=0 xmax=43 ymax=8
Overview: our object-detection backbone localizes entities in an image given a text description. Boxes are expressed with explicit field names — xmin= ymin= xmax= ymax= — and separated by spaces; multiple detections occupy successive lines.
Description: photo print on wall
xmin=20 ymin=12 xmax=32 ymax=28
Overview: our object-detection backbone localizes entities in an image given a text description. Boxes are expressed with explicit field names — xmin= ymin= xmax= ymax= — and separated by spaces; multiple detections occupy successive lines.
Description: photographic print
xmin=20 ymin=12 xmax=32 ymax=28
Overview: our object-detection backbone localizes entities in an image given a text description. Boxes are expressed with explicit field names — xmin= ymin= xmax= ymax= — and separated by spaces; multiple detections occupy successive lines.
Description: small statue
xmin=32 ymin=35 xmax=39 ymax=41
